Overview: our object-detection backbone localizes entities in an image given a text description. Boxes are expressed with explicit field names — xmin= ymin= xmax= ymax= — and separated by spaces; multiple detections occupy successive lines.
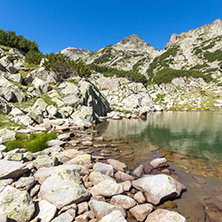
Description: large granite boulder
xmin=0 ymin=128 xmax=16 ymax=143
xmin=132 ymin=174 xmax=186 ymax=205
xmin=80 ymin=80 xmax=111 ymax=117
xmin=145 ymin=209 xmax=186 ymax=222
xmin=39 ymin=167 xmax=91 ymax=209
xmin=0 ymin=185 xmax=35 ymax=222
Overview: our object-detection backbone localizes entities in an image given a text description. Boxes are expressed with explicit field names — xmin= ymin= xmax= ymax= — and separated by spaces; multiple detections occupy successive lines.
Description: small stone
xmin=82 ymin=141 xmax=93 ymax=146
xmin=94 ymin=137 xmax=104 ymax=141
xmin=37 ymin=200 xmax=57 ymax=222
xmin=75 ymin=214 xmax=88 ymax=222
xmin=134 ymin=191 xmax=146 ymax=204
xmin=110 ymin=195 xmax=136 ymax=209
xmin=149 ymin=157 xmax=168 ymax=168
xmin=129 ymin=203 xmax=153 ymax=221
xmin=120 ymin=180 xmax=132 ymax=192
xmin=78 ymin=201 xmax=89 ymax=214
xmin=93 ymin=162 xmax=113 ymax=177
xmin=98 ymin=210 xmax=127 ymax=222
xmin=115 ymin=171 xmax=134 ymax=181
xmin=30 ymin=184 xmax=40 ymax=197
xmin=132 ymin=164 xmax=144 ymax=177
xmin=51 ymin=212 xmax=73 ymax=222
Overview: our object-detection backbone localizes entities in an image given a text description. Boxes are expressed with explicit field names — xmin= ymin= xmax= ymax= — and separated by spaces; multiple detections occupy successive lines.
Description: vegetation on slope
xmin=43 ymin=53 xmax=91 ymax=78
xmin=0 ymin=29 xmax=39 ymax=53
xmin=153 ymin=68 xmax=213 ymax=84
xmin=89 ymin=64 xmax=147 ymax=84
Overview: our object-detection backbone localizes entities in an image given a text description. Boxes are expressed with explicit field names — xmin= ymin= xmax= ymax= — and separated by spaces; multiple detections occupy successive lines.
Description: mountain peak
xmin=119 ymin=34 xmax=148 ymax=45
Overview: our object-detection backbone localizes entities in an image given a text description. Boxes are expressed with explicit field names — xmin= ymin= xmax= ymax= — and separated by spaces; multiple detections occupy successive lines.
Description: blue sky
xmin=0 ymin=0 xmax=222 ymax=54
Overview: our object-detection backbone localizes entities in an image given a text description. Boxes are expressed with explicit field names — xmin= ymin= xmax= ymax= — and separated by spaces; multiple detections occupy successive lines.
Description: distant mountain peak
xmin=119 ymin=34 xmax=147 ymax=45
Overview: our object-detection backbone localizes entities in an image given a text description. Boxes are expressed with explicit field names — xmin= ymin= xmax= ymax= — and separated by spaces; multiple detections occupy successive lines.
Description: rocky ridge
xmin=61 ymin=19 xmax=222 ymax=81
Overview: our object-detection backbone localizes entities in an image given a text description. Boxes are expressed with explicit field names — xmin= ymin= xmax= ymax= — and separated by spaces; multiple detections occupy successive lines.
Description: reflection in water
xmin=96 ymin=111 xmax=222 ymax=160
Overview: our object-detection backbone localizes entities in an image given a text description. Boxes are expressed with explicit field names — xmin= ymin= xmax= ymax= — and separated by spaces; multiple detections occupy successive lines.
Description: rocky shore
xmin=0 ymin=123 xmax=188 ymax=222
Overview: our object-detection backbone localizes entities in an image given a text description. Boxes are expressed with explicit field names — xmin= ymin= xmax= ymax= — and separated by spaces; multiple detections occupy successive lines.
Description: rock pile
xmin=0 ymin=124 xmax=187 ymax=222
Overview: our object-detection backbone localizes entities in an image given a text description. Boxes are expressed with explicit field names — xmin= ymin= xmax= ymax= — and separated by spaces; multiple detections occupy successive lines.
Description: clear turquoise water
xmin=96 ymin=111 xmax=222 ymax=161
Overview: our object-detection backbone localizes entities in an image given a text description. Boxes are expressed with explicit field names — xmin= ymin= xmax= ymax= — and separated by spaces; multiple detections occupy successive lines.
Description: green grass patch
xmin=5 ymin=131 xmax=57 ymax=152
xmin=116 ymin=109 xmax=132 ymax=114
xmin=0 ymin=114 xmax=19 ymax=129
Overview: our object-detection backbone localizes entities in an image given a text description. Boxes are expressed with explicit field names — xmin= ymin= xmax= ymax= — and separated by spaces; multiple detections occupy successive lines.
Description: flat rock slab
xmin=0 ymin=160 xmax=27 ymax=179
xmin=132 ymin=174 xmax=186 ymax=205
xmin=39 ymin=167 xmax=91 ymax=209
xmin=37 ymin=200 xmax=57 ymax=222
xmin=145 ymin=209 xmax=186 ymax=222
xmin=98 ymin=210 xmax=127 ymax=222
xmin=51 ymin=212 xmax=73 ymax=222
xmin=90 ymin=179 xmax=123 ymax=197
xmin=0 ymin=185 xmax=35 ymax=222
xmin=149 ymin=157 xmax=168 ymax=168
xmin=89 ymin=200 xmax=125 ymax=220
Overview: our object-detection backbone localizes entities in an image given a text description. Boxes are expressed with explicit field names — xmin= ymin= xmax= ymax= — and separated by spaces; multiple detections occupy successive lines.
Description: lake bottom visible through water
xmin=92 ymin=111 xmax=222 ymax=222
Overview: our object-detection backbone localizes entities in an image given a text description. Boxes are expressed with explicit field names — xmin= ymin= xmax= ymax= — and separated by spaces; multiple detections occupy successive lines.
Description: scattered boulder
xmin=132 ymin=174 xmax=186 ymax=205
xmin=93 ymin=162 xmax=114 ymax=177
xmin=149 ymin=157 xmax=169 ymax=168
xmin=107 ymin=159 xmax=127 ymax=172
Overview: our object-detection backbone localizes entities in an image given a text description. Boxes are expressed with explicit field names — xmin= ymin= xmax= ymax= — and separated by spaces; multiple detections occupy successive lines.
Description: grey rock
xmin=129 ymin=204 xmax=153 ymax=221
xmin=132 ymin=174 xmax=186 ymax=205
xmin=48 ymin=139 xmax=66 ymax=147
xmin=77 ymin=201 xmax=89 ymax=214
xmin=132 ymin=164 xmax=144 ymax=177
xmin=0 ymin=96 xmax=13 ymax=114
xmin=93 ymin=162 xmax=114 ymax=177
xmin=0 ymin=213 xmax=7 ymax=222
xmin=12 ymin=176 xmax=35 ymax=191
xmin=66 ymin=153 xmax=92 ymax=165
xmin=33 ymin=155 xmax=59 ymax=169
xmin=60 ymin=46 xmax=92 ymax=61
xmin=32 ymin=77 xmax=51 ymax=93
xmin=90 ymin=179 xmax=123 ymax=197
xmin=51 ymin=212 xmax=73 ymax=222
xmin=0 ymin=160 xmax=27 ymax=179
xmin=30 ymin=184 xmax=40 ymax=197
xmin=0 ymin=185 xmax=35 ymax=222
xmin=98 ymin=210 xmax=127 ymax=222
xmin=110 ymin=195 xmax=136 ymax=209
xmin=0 ymin=145 xmax=6 ymax=152
xmin=39 ymin=167 xmax=91 ymax=209
xmin=120 ymin=180 xmax=132 ymax=192
xmin=145 ymin=209 xmax=186 ymax=222
xmin=149 ymin=157 xmax=168 ymax=168
xmin=37 ymin=200 xmax=57 ymax=222
xmin=89 ymin=200 xmax=125 ymax=220
xmin=89 ymin=171 xmax=115 ymax=185
xmin=134 ymin=191 xmax=146 ymax=204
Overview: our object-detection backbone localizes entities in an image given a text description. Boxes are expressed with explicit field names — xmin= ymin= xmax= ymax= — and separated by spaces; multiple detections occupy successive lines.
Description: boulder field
xmin=0 ymin=124 xmax=187 ymax=222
